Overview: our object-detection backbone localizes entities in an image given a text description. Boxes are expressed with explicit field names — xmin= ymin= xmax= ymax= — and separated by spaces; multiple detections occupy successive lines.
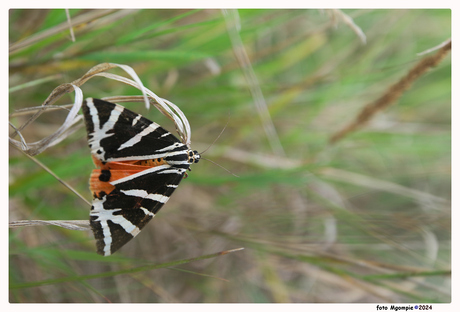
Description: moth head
xmin=188 ymin=150 xmax=200 ymax=164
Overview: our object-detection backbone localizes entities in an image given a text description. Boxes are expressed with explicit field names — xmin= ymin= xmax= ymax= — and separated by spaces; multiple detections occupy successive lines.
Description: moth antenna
xmin=201 ymin=157 xmax=239 ymax=178
xmin=200 ymin=113 xmax=230 ymax=155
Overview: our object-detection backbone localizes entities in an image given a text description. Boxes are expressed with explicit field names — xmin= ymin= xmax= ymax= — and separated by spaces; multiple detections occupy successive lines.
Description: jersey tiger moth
xmin=82 ymin=98 xmax=200 ymax=256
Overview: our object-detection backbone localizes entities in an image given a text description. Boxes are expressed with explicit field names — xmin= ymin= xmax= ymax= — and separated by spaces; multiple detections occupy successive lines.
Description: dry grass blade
xmin=417 ymin=38 xmax=451 ymax=56
xmin=329 ymin=39 xmax=451 ymax=143
xmin=326 ymin=9 xmax=367 ymax=44
xmin=9 ymin=220 xmax=90 ymax=231
xmin=65 ymin=9 xmax=75 ymax=42
xmin=9 ymin=104 xmax=75 ymax=118
xmin=318 ymin=167 xmax=450 ymax=207
xmin=222 ymin=9 xmax=285 ymax=156
xmin=9 ymin=84 xmax=84 ymax=156
xmin=9 ymin=74 xmax=63 ymax=93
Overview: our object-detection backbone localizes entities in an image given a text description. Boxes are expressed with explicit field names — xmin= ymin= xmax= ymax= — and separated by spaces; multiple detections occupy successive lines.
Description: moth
xmin=82 ymin=98 xmax=200 ymax=256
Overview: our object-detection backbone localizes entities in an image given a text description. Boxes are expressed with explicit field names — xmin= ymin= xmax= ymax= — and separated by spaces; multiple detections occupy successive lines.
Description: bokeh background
xmin=9 ymin=9 xmax=451 ymax=303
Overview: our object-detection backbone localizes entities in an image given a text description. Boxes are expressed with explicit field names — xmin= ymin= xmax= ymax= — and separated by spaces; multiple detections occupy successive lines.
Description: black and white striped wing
xmin=82 ymin=98 xmax=184 ymax=163
xmin=90 ymin=165 xmax=186 ymax=256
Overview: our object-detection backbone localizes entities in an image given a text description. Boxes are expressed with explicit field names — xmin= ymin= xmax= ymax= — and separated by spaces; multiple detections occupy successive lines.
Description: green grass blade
xmin=10 ymin=248 xmax=244 ymax=289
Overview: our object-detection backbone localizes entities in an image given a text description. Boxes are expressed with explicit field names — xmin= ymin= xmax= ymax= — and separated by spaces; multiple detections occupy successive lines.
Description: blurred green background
xmin=9 ymin=9 xmax=451 ymax=303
